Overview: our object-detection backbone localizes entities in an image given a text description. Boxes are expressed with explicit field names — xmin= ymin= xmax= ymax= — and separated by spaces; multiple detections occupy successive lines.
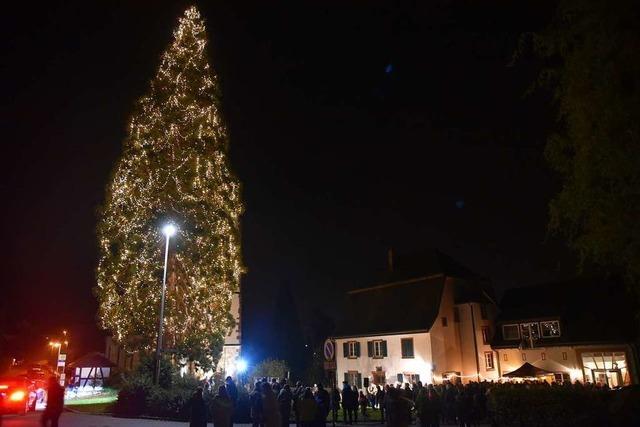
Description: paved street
xmin=0 ymin=412 xmax=486 ymax=427
xmin=1 ymin=412 xmax=193 ymax=427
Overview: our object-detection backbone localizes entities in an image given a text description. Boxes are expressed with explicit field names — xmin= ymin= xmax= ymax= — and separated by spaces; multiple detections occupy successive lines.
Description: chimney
xmin=387 ymin=248 xmax=394 ymax=273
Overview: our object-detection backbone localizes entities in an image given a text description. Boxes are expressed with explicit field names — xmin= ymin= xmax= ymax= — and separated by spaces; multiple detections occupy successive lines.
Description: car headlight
xmin=9 ymin=390 xmax=26 ymax=401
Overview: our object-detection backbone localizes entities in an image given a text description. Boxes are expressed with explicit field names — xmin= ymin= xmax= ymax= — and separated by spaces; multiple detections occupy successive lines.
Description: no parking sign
xmin=323 ymin=339 xmax=335 ymax=361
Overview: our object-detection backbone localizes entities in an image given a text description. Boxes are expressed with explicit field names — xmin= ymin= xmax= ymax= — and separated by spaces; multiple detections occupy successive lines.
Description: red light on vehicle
xmin=9 ymin=390 xmax=26 ymax=401
xmin=0 ymin=384 xmax=8 ymax=390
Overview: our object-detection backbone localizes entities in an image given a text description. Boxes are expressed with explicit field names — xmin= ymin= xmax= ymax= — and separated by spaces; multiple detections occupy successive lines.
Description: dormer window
xmin=540 ymin=320 xmax=561 ymax=338
xmin=502 ymin=324 xmax=520 ymax=340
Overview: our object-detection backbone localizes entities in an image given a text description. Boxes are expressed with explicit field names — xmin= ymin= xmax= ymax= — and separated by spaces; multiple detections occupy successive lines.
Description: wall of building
xmin=335 ymin=332 xmax=433 ymax=388
xmin=496 ymin=344 xmax=637 ymax=385
xmin=429 ymin=278 xmax=463 ymax=379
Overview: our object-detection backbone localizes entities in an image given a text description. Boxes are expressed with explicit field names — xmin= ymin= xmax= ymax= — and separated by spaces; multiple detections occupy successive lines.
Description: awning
xmin=503 ymin=362 xmax=556 ymax=378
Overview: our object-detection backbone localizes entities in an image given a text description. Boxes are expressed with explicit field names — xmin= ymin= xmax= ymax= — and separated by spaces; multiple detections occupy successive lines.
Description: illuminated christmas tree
xmin=95 ymin=6 xmax=243 ymax=369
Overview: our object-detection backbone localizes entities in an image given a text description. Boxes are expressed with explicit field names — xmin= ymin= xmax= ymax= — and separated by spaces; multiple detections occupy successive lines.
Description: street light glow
xmin=236 ymin=358 xmax=248 ymax=374
xmin=162 ymin=224 xmax=177 ymax=237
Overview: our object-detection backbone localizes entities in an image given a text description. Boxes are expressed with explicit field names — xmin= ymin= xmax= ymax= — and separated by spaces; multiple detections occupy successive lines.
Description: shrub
xmin=113 ymin=374 xmax=153 ymax=417
xmin=488 ymin=386 xmax=609 ymax=427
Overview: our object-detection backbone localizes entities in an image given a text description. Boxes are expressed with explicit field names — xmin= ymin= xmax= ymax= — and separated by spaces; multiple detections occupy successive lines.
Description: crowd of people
xmin=189 ymin=376 xmax=616 ymax=427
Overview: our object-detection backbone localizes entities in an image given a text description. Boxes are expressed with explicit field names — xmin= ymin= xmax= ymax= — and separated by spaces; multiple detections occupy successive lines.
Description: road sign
xmin=323 ymin=339 xmax=335 ymax=361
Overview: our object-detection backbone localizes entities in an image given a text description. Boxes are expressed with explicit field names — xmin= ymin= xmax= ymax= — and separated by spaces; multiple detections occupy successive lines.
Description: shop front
xmin=579 ymin=349 xmax=633 ymax=387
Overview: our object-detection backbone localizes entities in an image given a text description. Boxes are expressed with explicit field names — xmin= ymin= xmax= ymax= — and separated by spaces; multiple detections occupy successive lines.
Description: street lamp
xmin=155 ymin=223 xmax=177 ymax=385
xmin=49 ymin=341 xmax=61 ymax=370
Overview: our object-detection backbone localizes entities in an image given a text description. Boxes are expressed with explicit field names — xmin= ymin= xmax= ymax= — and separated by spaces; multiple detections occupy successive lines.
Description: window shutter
xmin=355 ymin=341 xmax=361 ymax=357
xmin=344 ymin=372 xmax=349 ymax=384
xmin=343 ymin=342 xmax=349 ymax=358
xmin=363 ymin=377 xmax=369 ymax=388
xmin=357 ymin=373 xmax=362 ymax=389
xmin=397 ymin=373 xmax=403 ymax=383
xmin=367 ymin=341 xmax=373 ymax=357
xmin=381 ymin=340 xmax=388 ymax=357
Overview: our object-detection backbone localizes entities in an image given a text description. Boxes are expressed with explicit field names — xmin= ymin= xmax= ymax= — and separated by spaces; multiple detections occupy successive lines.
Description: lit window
xmin=503 ymin=353 xmax=508 ymax=361
xmin=347 ymin=341 xmax=360 ymax=358
xmin=401 ymin=338 xmax=414 ymax=358
xmin=371 ymin=340 xmax=387 ymax=358
xmin=541 ymin=352 xmax=546 ymax=360
xmin=520 ymin=323 xmax=540 ymax=347
xmin=562 ymin=352 xmax=568 ymax=361
xmin=540 ymin=321 xmax=561 ymax=338
xmin=502 ymin=324 xmax=520 ymax=340
xmin=484 ymin=352 xmax=495 ymax=370
xmin=481 ymin=327 xmax=491 ymax=345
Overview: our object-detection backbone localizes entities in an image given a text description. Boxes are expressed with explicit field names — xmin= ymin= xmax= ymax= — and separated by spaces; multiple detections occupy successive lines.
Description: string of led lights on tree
xmin=95 ymin=6 xmax=243 ymax=369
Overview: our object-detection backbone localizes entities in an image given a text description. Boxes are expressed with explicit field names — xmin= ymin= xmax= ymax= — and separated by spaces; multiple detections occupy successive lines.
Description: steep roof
xmin=333 ymin=250 xmax=493 ymax=338
xmin=493 ymin=277 xmax=637 ymax=348
xmin=68 ymin=352 xmax=116 ymax=368
xmin=333 ymin=275 xmax=446 ymax=338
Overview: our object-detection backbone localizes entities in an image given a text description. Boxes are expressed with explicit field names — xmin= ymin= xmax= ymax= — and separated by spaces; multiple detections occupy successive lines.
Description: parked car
xmin=0 ymin=376 xmax=38 ymax=415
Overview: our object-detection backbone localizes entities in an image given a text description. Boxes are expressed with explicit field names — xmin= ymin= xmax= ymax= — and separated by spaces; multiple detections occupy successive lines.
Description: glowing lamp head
xmin=162 ymin=224 xmax=177 ymax=237
xmin=236 ymin=359 xmax=248 ymax=374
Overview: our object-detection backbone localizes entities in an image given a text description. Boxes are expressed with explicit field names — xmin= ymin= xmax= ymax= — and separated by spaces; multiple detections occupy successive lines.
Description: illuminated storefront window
xmin=581 ymin=352 xmax=630 ymax=387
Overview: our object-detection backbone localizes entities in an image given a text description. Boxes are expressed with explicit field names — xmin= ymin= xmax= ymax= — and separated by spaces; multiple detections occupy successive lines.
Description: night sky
xmin=0 ymin=0 xmax=574 ymax=361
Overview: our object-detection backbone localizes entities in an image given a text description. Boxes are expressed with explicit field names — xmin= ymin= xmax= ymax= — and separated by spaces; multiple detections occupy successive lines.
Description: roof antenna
xmin=387 ymin=248 xmax=394 ymax=273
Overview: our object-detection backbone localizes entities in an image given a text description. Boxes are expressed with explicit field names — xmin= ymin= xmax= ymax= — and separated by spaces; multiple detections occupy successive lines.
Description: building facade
xmin=333 ymin=251 xmax=499 ymax=387
xmin=217 ymin=290 xmax=242 ymax=377
xmin=333 ymin=254 xmax=638 ymax=388
xmin=492 ymin=278 xmax=638 ymax=386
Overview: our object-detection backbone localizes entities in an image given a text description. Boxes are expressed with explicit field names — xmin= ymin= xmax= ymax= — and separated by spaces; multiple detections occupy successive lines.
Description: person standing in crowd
xmin=226 ymin=376 xmax=239 ymax=427
xmin=314 ymin=383 xmax=330 ymax=427
xmin=341 ymin=381 xmax=353 ymax=425
xmin=251 ymin=381 xmax=265 ymax=427
xmin=41 ymin=376 xmax=64 ymax=427
xmin=377 ymin=385 xmax=387 ymax=424
xmin=298 ymin=388 xmax=317 ymax=427
xmin=358 ymin=390 xmax=368 ymax=419
xmin=189 ymin=387 xmax=207 ymax=427
xmin=350 ymin=384 xmax=359 ymax=424
xmin=262 ymin=381 xmax=281 ymax=427
xmin=272 ymin=378 xmax=282 ymax=395
xmin=278 ymin=383 xmax=293 ymax=427
xmin=455 ymin=388 xmax=472 ymax=427
xmin=212 ymin=385 xmax=234 ymax=427
xmin=293 ymin=381 xmax=304 ymax=427
xmin=330 ymin=386 xmax=341 ymax=423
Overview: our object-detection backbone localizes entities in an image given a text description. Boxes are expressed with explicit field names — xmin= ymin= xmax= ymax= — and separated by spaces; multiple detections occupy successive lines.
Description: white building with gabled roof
xmin=332 ymin=250 xmax=499 ymax=387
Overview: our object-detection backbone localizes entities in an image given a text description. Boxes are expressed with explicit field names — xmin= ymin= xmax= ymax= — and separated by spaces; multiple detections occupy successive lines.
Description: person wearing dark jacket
xmin=189 ymin=387 xmax=208 ymax=427
xmin=41 ymin=376 xmax=64 ymax=427
xmin=350 ymin=386 xmax=359 ymax=424
xmin=377 ymin=386 xmax=387 ymax=424
xmin=341 ymin=382 xmax=353 ymax=425
xmin=314 ymin=384 xmax=330 ymax=427
xmin=330 ymin=387 xmax=341 ymax=423
xmin=212 ymin=385 xmax=234 ymax=427
xmin=226 ymin=376 xmax=239 ymax=427
xmin=251 ymin=381 xmax=265 ymax=427
xmin=278 ymin=384 xmax=293 ymax=427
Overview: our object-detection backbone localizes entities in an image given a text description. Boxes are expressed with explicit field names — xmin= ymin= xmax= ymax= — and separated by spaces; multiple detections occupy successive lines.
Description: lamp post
xmin=155 ymin=223 xmax=177 ymax=385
